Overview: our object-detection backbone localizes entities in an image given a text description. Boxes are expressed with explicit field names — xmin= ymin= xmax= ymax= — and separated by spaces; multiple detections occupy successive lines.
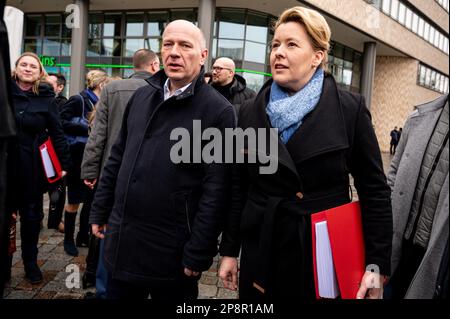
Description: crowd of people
xmin=0 ymin=3 xmax=448 ymax=300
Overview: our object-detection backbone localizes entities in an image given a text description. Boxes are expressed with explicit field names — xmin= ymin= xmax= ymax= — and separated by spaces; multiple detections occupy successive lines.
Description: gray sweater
xmin=81 ymin=71 xmax=153 ymax=180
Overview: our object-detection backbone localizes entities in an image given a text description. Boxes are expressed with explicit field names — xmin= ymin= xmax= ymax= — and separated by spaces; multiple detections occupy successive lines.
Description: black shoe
xmin=64 ymin=241 xmax=79 ymax=257
xmin=24 ymin=263 xmax=43 ymax=284
xmin=76 ymin=232 xmax=90 ymax=248
xmin=82 ymin=271 xmax=96 ymax=289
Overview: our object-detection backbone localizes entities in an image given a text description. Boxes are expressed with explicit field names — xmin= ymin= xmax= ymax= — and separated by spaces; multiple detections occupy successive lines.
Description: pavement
xmin=2 ymin=153 xmax=393 ymax=299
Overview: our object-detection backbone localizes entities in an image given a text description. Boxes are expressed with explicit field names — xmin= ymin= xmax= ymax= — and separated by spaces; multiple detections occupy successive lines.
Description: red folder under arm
xmin=311 ymin=201 xmax=366 ymax=299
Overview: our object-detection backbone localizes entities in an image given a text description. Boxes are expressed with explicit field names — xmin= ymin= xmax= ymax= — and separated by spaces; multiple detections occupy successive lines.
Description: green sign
xmin=39 ymin=55 xmax=56 ymax=67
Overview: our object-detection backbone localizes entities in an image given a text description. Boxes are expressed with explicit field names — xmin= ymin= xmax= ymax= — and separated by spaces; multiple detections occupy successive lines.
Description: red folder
xmin=311 ymin=201 xmax=365 ymax=299
xmin=39 ymin=138 xmax=63 ymax=183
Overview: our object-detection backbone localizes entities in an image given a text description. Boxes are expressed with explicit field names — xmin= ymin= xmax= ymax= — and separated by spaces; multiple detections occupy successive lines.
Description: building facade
xmin=6 ymin=0 xmax=449 ymax=151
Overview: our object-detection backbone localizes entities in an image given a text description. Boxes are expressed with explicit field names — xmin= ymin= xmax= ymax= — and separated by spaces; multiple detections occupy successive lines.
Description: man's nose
xmin=169 ymin=44 xmax=181 ymax=57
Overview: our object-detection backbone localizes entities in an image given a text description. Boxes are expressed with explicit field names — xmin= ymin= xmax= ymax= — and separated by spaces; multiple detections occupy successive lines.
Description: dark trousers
xmin=106 ymin=272 xmax=200 ymax=300
xmin=47 ymin=179 xmax=66 ymax=229
xmin=390 ymin=143 xmax=398 ymax=155
xmin=19 ymin=193 xmax=43 ymax=266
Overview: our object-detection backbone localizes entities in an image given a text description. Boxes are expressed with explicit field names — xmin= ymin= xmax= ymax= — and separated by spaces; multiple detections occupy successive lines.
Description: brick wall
xmin=371 ymin=56 xmax=442 ymax=152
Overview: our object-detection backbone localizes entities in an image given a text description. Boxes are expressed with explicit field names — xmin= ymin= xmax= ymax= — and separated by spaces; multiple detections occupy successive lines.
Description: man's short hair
xmin=133 ymin=49 xmax=158 ymax=69
xmin=48 ymin=72 xmax=66 ymax=87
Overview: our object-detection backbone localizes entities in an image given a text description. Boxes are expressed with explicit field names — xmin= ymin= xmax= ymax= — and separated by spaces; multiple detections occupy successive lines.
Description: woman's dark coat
xmin=219 ymin=73 xmax=393 ymax=299
xmin=11 ymin=80 xmax=71 ymax=208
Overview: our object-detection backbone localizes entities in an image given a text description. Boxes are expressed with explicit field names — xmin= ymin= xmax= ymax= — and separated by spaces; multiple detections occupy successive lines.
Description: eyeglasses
xmin=212 ymin=66 xmax=232 ymax=72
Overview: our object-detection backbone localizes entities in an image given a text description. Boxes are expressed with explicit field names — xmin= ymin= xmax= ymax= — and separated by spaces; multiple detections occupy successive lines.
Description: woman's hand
xmin=218 ymin=256 xmax=238 ymax=291
xmin=61 ymin=170 xmax=67 ymax=177
xmin=356 ymin=271 xmax=388 ymax=299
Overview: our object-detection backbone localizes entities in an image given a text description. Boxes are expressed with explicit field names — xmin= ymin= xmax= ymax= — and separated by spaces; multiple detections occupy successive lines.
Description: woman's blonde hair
xmin=85 ymin=69 xmax=109 ymax=91
xmin=274 ymin=6 xmax=331 ymax=70
xmin=13 ymin=52 xmax=48 ymax=95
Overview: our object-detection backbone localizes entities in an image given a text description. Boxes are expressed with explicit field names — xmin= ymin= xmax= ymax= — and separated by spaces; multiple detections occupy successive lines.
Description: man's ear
xmin=200 ymin=49 xmax=208 ymax=66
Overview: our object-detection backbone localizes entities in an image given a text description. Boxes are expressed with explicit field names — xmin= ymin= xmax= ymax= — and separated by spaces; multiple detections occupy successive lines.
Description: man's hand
xmin=84 ymin=178 xmax=97 ymax=189
xmin=356 ymin=271 xmax=388 ymax=299
xmin=184 ymin=267 xmax=200 ymax=277
xmin=218 ymin=256 xmax=238 ymax=291
xmin=91 ymin=224 xmax=106 ymax=239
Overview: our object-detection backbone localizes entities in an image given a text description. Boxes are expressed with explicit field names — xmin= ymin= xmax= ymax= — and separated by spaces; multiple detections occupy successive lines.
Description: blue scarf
xmin=266 ymin=68 xmax=324 ymax=144
xmin=84 ymin=88 xmax=99 ymax=106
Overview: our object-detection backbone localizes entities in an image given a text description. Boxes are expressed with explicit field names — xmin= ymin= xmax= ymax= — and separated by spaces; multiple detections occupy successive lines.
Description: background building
xmin=6 ymin=0 xmax=449 ymax=151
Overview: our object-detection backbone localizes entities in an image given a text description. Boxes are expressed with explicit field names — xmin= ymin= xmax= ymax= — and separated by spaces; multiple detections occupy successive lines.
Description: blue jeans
xmin=95 ymin=238 xmax=108 ymax=299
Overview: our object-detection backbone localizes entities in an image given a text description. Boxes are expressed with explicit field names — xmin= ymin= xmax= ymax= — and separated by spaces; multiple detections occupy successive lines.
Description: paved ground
xmin=2 ymin=153 xmax=393 ymax=299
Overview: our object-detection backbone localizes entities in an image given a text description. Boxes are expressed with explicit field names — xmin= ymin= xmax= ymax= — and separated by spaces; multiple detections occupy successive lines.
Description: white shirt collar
xmin=163 ymin=79 xmax=192 ymax=101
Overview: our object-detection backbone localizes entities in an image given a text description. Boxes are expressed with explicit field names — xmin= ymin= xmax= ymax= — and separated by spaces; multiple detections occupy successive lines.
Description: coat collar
xmin=145 ymin=67 xmax=205 ymax=101
xmin=248 ymin=73 xmax=349 ymax=177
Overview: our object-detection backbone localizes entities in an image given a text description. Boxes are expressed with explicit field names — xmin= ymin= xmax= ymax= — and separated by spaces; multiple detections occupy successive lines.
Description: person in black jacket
xmin=59 ymin=70 xmax=109 ymax=256
xmin=44 ymin=73 xmax=67 ymax=232
xmin=11 ymin=52 xmax=71 ymax=284
xmin=218 ymin=7 xmax=393 ymax=299
xmin=0 ymin=0 xmax=17 ymax=297
xmin=211 ymin=57 xmax=256 ymax=114
xmin=89 ymin=20 xmax=235 ymax=299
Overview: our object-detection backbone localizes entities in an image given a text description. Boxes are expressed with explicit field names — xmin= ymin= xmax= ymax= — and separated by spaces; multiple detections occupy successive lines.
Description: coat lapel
xmin=285 ymin=74 xmax=349 ymax=164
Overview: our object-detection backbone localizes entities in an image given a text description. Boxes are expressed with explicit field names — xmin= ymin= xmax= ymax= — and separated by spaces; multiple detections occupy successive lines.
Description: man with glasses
xmin=211 ymin=57 xmax=256 ymax=114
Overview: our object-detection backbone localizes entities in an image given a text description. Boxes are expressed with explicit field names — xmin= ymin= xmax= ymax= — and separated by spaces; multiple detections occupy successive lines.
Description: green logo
xmin=39 ymin=55 xmax=56 ymax=67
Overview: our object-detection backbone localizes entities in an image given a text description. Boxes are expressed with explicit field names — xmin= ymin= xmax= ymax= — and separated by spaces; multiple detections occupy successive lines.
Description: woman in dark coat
xmin=218 ymin=7 xmax=393 ymax=299
xmin=11 ymin=52 xmax=71 ymax=284
xmin=59 ymin=70 xmax=109 ymax=256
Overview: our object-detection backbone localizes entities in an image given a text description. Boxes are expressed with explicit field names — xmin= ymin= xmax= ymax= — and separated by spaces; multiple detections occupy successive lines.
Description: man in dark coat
xmin=390 ymin=126 xmax=399 ymax=155
xmin=0 ymin=0 xmax=17 ymax=298
xmin=46 ymin=73 xmax=68 ymax=110
xmin=211 ymin=57 xmax=256 ymax=114
xmin=89 ymin=20 xmax=236 ymax=299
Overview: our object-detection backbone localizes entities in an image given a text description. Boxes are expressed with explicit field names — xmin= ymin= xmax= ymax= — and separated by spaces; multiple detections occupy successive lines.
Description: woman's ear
xmin=313 ymin=50 xmax=325 ymax=68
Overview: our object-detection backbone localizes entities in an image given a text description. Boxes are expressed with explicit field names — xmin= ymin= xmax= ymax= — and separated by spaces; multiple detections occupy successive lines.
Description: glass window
xmin=212 ymin=38 xmax=217 ymax=59
xmin=89 ymin=13 xmax=102 ymax=38
xmin=424 ymin=22 xmax=430 ymax=41
xmin=218 ymin=8 xmax=245 ymax=39
xmin=405 ymin=8 xmax=412 ymax=29
xmin=390 ymin=0 xmax=399 ymax=20
xmin=434 ymin=30 xmax=440 ymax=47
xmin=87 ymin=38 xmax=101 ymax=56
xmin=43 ymin=38 xmax=60 ymax=56
xmin=343 ymin=69 xmax=352 ymax=86
xmin=145 ymin=38 xmax=161 ymax=53
xmin=436 ymin=74 xmax=442 ymax=92
xmin=170 ymin=9 xmax=196 ymax=23
xmin=148 ymin=11 xmax=168 ymax=37
xmin=217 ymin=39 xmax=244 ymax=61
xmin=382 ymin=0 xmax=391 ymax=14
xmin=412 ymin=13 xmax=418 ymax=33
xmin=246 ymin=12 xmax=268 ymax=44
xmin=26 ymin=15 xmax=42 ymax=37
xmin=444 ymin=78 xmax=449 ymax=93
xmin=61 ymin=39 xmax=71 ymax=56
xmin=424 ymin=68 xmax=431 ymax=86
xmin=101 ymin=39 xmax=121 ymax=56
xmin=45 ymin=15 xmax=60 ymax=37
xmin=418 ymin=18 xmax=424 ymax=37
xmin=398 ymin=3 xmax=406 ymax=25
xmin=331 ymin=42 xmax=344 ymax=59
xmin=126 ymin=13 xmax=144 ymax=37
xmin=439 ymin=33 xmax=444 ymax=51
xmin=124 ymin=39 xmax=145 ymax=57
xmin=242 ymin=72 xmax=264 ymax=92
xmin=430 ymin=70 xmax=436 ymax=88
xmin=429 ymin=27 xmax=435 ymax=46
xmin=104 ymin=13 xmax=122 ymax=37
xmin=24 ymin=39 xmax=42 ymax=55
xmin=445 ymin=38 xmax=449 ymax=54
xmin=344 ymin=47 xmax=354 ymax=61
xmin=244 ymin=41 xmax=266 ymax=63
xmin=419 ymin=65 xmax=426 ymax=84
